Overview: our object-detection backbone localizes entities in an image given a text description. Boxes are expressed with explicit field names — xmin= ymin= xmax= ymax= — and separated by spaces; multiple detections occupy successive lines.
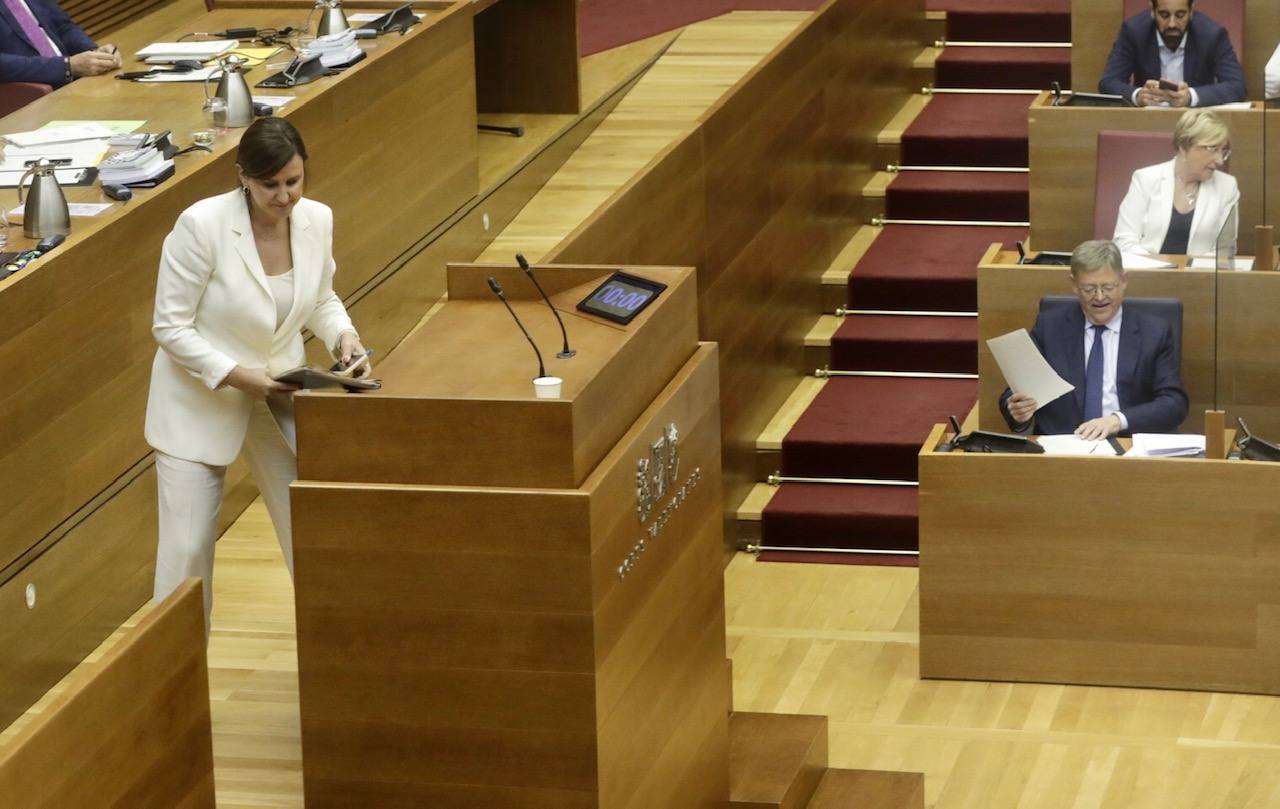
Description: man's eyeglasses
xmin=1197 ymin=143 xmax=1231 ymax=160
xmin=1076 ymin=283 xmax=1120 ymax=297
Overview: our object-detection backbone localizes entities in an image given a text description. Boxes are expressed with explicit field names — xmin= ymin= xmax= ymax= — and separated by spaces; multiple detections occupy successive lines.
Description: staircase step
xmin=806 ymin=768 xmax=926 ymax=809
xmin=830 ymin=314 xmax=977 ymax=374
xmin=901 ymin=94 xmax=1030 ymax=168
xmin=931 ymin=0 xmax=1070 ymax=42
xmin=885 ymin=171 xmax=1029 ymax=222
xmin=848 ymin=225 xmax=1023 ymax=312
xmin=782 ymin=376 xmax=976 ymax=480
xmin=730 ymin=712 xmax=829 ymax=809
xmin=761 ymin=483 xmax=919 ymax=554
xmin=935 ymin=46 xmax=1071 ymax=90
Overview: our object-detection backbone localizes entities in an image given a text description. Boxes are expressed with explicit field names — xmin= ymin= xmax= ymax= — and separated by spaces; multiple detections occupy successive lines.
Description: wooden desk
xmin=1027 ymin=93 xmax=1276 ymax=251
xmin=976 ymin=246 xmax=1280 ymax=439
xmin=207 ymin=0 xmax=582 ymax=113
xmin=1070 ymin=0 xmax=1280 ymax=101
xmin=0 ymin=0 xmax=481 ymax=727
xmin=919 ymin=422 xmax=1280 ymax=695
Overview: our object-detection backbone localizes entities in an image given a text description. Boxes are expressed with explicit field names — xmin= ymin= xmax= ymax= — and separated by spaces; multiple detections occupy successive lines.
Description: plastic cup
xmin=533 ymin=376 xmax=562 ymax=399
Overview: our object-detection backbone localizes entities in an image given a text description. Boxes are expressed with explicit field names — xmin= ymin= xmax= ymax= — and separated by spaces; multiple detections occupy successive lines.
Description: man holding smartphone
xmin=1099 ymin=0 xmax=1245 ymax=108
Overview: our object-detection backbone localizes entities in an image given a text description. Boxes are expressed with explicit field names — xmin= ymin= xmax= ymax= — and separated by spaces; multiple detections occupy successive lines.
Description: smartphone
xmin=1157 ymin=78 xmax=1179 ymax=91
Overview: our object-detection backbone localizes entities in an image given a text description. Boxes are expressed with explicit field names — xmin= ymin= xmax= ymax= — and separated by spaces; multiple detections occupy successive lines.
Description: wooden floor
xmin=8 ymin=10 xmax=1280 ymax=809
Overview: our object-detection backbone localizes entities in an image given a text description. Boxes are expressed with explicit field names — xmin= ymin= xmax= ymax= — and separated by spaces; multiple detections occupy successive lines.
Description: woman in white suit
xmin=1113 ymin=109 xmax=1238 ymax=257
xmin=146 ymin=118 xmax=368 ymax=626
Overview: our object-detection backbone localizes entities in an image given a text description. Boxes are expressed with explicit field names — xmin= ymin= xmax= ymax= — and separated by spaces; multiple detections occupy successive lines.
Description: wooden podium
xmin=290 ymin=263 xmax=730 ymax=807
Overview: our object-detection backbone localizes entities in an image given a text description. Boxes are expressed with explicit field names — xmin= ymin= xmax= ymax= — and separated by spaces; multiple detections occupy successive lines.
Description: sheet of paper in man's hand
xmin=987 ymin=328 xmax=1074 ymax=408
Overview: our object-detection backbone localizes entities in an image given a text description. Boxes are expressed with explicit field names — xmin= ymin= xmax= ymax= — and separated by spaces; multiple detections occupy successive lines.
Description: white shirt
xmin=266 ymin=268 xmax=295 ymax=330
xmin=1265 ymin=41 xmax=1280 ymax=100
xmin=1084 ymin=307 xmax=1128 ymax=430
xmin=1132 ymin=30 xmax=1199 ymax=107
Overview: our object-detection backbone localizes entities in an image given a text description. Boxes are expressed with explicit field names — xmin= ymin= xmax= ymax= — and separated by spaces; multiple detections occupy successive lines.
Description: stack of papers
xmin=98 ymin=146 xmax=173 ymax=185
xmin=304 ymin=30 xmax=362 ymax=68
xmin=1036 ymin=435 xmax=1118 ymax=456
xmin=135 ymin=40 xmax=237 ymax=64
xmin=1125 ymin=433 xmax=1205 ymax=457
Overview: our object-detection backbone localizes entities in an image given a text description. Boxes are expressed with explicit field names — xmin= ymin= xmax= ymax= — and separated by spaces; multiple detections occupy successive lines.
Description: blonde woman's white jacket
xmin=1112 ymin=158 xmax=1239 ymax=257
xmin=145 ymin=189 xmax=355 ymax=465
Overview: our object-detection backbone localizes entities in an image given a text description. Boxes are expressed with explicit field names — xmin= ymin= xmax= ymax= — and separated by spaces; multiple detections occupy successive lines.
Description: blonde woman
xmin=1113 ymin=109 xmax=1238 ymax=256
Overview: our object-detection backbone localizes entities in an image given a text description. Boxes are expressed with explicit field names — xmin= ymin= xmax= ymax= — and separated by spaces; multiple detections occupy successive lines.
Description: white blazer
xmin=1112 ymin=159 xmax=1239 ymax=257
xmin=145 ymin=189 xmax=356 ymax=466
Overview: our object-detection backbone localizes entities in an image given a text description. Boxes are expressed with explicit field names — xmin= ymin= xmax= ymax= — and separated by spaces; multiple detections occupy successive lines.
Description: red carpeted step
xmin=935 ymin=47 xmax=1071 ymax=90
xmin=885 ymin=171 xmax=1029 ymax=222
xmin=900 ymin=94 xmax=1030 ymax=168
xmin=761 ymin=483 xmax=919 ymax=553
xmin=928 ymin=0 xmax=1070 ymax=42
xmin=781 ymin=376 xmax=976 ymax=480
xmin=848 ymin=224 xmax=1024 ymax=311
xmin=830 ymin=315 xmax=977 ymax=374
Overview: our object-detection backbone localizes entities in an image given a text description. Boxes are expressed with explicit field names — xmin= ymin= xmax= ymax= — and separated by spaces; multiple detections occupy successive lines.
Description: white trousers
xmin=153 ymin=399 xmax=297 ymax=629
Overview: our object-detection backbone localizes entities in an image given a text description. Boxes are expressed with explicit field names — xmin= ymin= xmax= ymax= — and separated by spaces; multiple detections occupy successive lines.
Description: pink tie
xmin=4 ymin=0 xmax=59 ymax=58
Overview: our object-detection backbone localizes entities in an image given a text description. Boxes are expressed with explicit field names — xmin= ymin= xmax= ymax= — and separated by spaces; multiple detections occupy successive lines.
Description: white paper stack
xmin=305 ymin=30 xmax=362 ymax=68
xmin=1125 ymin=433 xmax=1205 ymax=457
xmin=135 ymin=40 xmax=237 ymax=64
xmin=98 ymin=147 xmax=173 ymax=185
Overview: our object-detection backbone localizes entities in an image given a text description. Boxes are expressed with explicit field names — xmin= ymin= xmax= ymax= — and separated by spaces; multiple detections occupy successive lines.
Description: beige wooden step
xmin=875 ymin=93 xmax=930 ymax=168
xmin=821 ymin=226 xmax=881 ymax=313
xmin=802 ymin=316 xmax=840 ymax=377
xmin=730 ymin=711 xmax=829 ymax=809
xmin=805 ymin=768 xmax=925 ymax=809
xmin=734 ymin=482 xmax=777 ymax=547
xmin=754 ymin=376 xmax=826 ymax=480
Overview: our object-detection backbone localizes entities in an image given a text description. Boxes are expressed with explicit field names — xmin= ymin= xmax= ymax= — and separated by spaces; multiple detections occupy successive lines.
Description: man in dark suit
xmin=0 ymin=0 xmax=119 ymax=86
xmin=999 ymin=240 xmax=1188 ymax=439
xmin=1099 ymin=0 xmax=1244 ymax=108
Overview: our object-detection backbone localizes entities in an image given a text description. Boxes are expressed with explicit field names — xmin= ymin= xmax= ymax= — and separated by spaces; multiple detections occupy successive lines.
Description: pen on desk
xmin=110 ymin=45 xmax=118 ymax=55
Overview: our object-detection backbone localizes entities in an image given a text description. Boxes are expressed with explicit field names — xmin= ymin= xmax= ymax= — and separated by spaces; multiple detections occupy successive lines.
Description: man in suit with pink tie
xmin=0 ymin=0 xmax=120 ymax=86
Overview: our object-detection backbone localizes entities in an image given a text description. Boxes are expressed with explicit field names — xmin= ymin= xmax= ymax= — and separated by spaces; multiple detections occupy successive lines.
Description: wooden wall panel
xmin=920 ymin=448 xmax=1280 ymax=694
xmin=0 ymin=580 xmax=212 ymax=808
xmin=976 ymin=258 xmax=1216 ymax=433
xmin=1071 ymin=0 xmax=1280 ymax=99
xmin=1028 ymin=97 xmax=1264 ymax=251
xmin=64 ymin=0 xmax=181 ymax=40
xmin=474 ymin=0 xmax=580 ymax=114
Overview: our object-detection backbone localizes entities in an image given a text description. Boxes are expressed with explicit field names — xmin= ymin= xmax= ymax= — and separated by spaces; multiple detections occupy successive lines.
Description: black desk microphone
xmin=487 ymin=276 xmax=546 ymax=379
xmin=515 ymin=253 xmax=574 ymax=358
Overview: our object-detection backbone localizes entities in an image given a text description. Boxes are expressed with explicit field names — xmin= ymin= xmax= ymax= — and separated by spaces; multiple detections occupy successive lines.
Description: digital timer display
xmin=576 ymin=272 xmax=667 ymax=324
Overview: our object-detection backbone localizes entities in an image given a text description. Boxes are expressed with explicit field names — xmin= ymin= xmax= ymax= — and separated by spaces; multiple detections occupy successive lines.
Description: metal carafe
xmin=204 ymin=56 xmax=253 ymax=128
xmin=314 ymin=0 xmax=349 ymax=36
xmin=17 ymin=158 xmax=69 ymax=239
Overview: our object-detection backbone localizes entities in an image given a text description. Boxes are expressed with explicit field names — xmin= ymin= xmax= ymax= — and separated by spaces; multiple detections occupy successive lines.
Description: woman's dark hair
xmin=236 ymin=118 xmax=308 ymax=180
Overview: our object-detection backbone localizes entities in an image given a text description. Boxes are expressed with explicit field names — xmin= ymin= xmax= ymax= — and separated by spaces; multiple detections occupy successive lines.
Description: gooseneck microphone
xmin=516 ymin=253 xmax=575 ymax=359
xmin=487 ymin=276 xmax=546 ymax=379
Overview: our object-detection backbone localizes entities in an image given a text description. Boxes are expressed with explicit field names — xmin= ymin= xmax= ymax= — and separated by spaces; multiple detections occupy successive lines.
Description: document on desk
xmin=987 ymin=328 xmax=1074 ymax=407
xmin=0 ymin=168 xmax=91 ymax=187
xmin=3 ymin=123 xmax=115 ymax=147
xmin=1188 ymin=256 xmax=1254 ymax=271
xmin=1120 ymin=252 xmax=1176 ymax=269
xmin=1036 ymin=435 xmax=1118 ymax=455
xmin=136 ymin=67 xmax=223 ymax=83
xmin=1125 ymin=433 xmax=1205 ymax=457
xmin=40 ymin=120 xmax=144 ymax=136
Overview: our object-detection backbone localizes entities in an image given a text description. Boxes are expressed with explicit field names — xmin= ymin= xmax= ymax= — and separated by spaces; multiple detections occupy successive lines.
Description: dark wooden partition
xmin=544 ymin=0 xmax=925 ymax=539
